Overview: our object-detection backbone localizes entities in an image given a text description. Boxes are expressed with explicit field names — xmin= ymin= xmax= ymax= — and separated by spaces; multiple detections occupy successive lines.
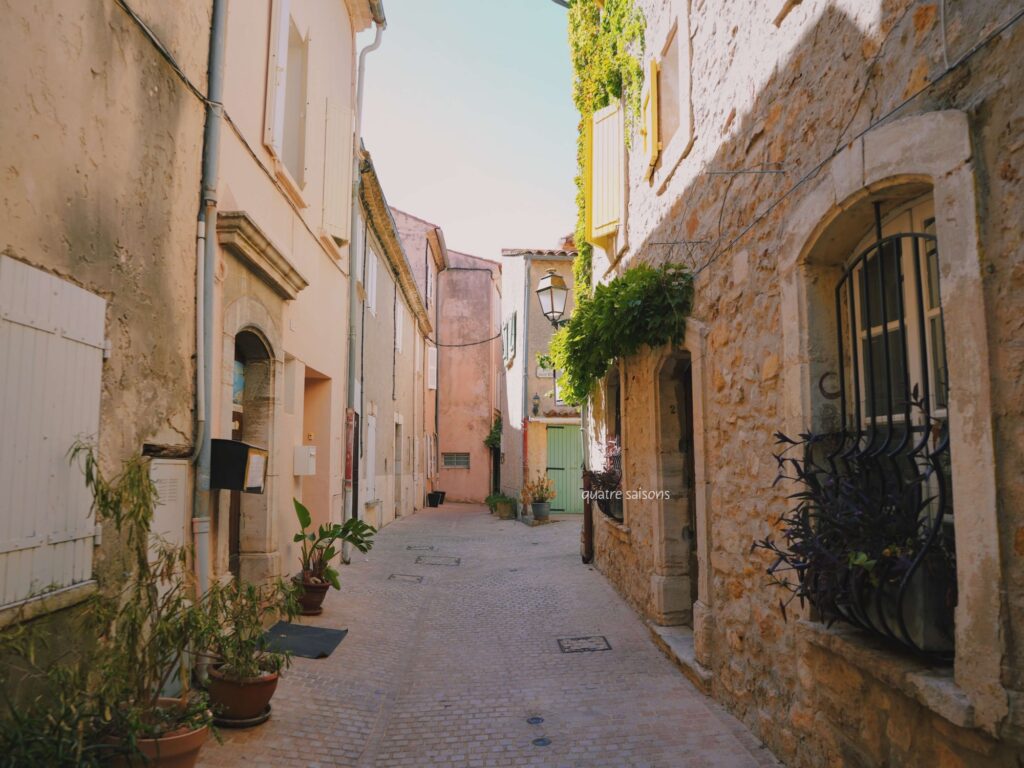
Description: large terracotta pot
xmin=495 ymin=501 xmax=516 ymax=520
xmin=111 ymin=698 xmax=209 ymax=768
xmin=293 ymin=575 xmax=330 ymax=615
xmin=208 ymin=665 xmax=279 ymax=722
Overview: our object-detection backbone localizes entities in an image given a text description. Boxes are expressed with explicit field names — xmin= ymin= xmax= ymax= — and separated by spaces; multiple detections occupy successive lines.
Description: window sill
xmin=599 ymin=514 xmax=631 ymax=543
xmin=0 ymin=581 xmax=98 ymax=630
xmin=272 ymin=158 xmax=308 ymax=210
xmin=796 ymin=620 xmax=976 ymax=729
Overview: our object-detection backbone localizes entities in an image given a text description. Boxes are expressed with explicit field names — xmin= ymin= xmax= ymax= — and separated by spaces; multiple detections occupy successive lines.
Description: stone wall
xmin=586 ymin=0 xmax=1024 ymax=765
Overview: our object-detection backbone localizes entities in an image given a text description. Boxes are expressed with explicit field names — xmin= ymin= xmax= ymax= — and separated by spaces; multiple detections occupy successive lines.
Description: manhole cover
xmin=557 ymin=635 xmax=611 ymax=653
xmin=415 ymin=555 xmax=461 ymax=566
xmin=526 ymin=716 xmax=544 ymax=725
xmin=388 ymin=574 xmax=423 ymax=583
xmin=406 ymin=545 xmax=434 ymax=551
xmin=532 ymin=738 xmax=551 ymax=747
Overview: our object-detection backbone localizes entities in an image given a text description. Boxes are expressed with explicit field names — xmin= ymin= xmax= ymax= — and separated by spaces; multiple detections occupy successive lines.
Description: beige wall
xmin=0 ymin=0 xmax=209 ymax=597
xmin=211 ymin=0 xmax=358 ymax=583
xmin=585 ymin=0 xmax=1024 ymax=765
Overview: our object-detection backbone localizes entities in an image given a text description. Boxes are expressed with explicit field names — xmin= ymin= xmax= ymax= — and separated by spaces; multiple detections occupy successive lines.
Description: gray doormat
xmin=264 ymin=621 xmax=348 ymax=659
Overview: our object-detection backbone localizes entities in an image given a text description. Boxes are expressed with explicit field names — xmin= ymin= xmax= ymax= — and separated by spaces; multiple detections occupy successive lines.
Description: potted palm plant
xmin=292 ymin=498 xmax=376 ymax=615
xmin=521 ymin=473 xmax=556 ymax=521
xmin=203 ymin=577 xmax=299 ymax=725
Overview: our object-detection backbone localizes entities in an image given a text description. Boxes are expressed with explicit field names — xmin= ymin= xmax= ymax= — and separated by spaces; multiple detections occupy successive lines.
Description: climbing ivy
xmin=548 ymin=264 xmax=694 ymax=405
xmin=483 ymin=415 xmax=502 ymax=450
xmin=567 ymin=0 xmax=646 ymax=302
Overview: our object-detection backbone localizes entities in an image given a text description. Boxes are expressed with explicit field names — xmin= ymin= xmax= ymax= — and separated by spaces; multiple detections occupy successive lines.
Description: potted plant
xmin=494 ymin=494 xmax=518 ymax=520
xmin=202 ymin=577 xmax=299 ymax=725
xmin=293 ymin=498 xmax=376 ymax=615
xmin=752 ymin=412 xmax=956 ymax=659
xmin=521 ymin=473 xmax=556 ymax=521
xmin=583 ymin=438 xmax=623 ymax=521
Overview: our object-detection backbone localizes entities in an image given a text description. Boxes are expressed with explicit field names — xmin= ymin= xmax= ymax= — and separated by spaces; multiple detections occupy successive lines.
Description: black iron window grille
xmin=824 ymin=201 xmax=955 ymax=660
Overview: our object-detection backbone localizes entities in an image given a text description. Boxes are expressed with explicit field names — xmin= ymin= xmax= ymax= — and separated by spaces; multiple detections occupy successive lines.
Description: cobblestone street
xmin=198 ymin=505 xmax=779 ymax=768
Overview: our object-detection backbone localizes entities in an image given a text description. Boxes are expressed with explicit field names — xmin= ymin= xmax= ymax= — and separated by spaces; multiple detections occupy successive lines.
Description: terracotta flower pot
xmin=293 ymin=575 xmax=330 ymax=615
xmin=208 ymin=664 xmax=279 ymax=722
xmin=111 ymin=698 xmax=209 ymax=768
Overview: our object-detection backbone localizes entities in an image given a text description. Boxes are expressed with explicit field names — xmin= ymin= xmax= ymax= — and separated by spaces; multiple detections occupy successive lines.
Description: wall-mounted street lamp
xmin=535 ymin=268 xmax=568 ymax=328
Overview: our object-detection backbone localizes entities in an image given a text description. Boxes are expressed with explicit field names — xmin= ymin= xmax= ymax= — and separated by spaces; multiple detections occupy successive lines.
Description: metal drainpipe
xmin=345 ymin=17 xmax=385 ymax=530
xmin=193 ymin=0 xmax=228 ymax=594
xmin=520 ymin=256 xmax=531 ymax=507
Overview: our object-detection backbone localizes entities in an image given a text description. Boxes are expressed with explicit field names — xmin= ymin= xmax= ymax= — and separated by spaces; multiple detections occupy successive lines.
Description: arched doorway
xmin=230 ymin=329 xmax=273 ymax=579
xmin=654 ymin=351 xmax=698 ymax=625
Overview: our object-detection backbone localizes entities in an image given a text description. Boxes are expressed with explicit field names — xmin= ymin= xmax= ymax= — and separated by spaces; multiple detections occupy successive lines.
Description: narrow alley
xmin=197 ymin=506 xmax=777 ymax=768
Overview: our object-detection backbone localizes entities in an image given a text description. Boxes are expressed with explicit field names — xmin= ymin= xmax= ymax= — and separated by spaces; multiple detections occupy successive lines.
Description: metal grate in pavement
xmin=388 ymin=574 xmax=424 ymax=583
xmin=406 ymin=545 xmax=434 ymax=551
xmin=415 ymin=555 xmax=461 ymax=566
xmin=557 ymin=635 xmax=612 ymax=653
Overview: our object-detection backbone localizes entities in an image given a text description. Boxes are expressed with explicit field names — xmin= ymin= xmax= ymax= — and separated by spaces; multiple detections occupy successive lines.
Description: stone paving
xmin=197 ymin=504 xmax=780 ymax=768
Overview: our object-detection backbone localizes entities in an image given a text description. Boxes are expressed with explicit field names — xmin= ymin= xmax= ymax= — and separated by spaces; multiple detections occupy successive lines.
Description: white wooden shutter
xmin=367 ymin=254 xmax=378 ymax=315
xmin=590 ymin=102 xmax=625 ymax=240
xmin=395 ymin=302 xmax=404 ymax=354
xmin=323 ymin=99 xmax=354 ymax=243
xmin=264 ymin=0 xmax=292 ymax=156
xmin=0 ymin=256 xmax=105 ymax=606
xmin=427 ymin=346 xmax=438 ymax=390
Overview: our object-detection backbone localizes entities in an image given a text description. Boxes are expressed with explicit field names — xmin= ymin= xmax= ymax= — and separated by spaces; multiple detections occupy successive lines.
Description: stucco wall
xmin=586 ymin=0 xmax=1024 ymax=765
xmin=438 ymin=251 xmax=500 ymax=502
xmin=0 ymin=0 xmax=209 ymax=590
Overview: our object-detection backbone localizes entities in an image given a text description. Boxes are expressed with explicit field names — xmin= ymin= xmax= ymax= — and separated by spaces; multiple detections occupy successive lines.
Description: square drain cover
xmin=558 ymin=636 xmax=611 ymax=653
xmin=415 ymin=555 xmax=461 ymax=566
xmin=406 ymin=545 xmax=434 ymax=551
xmin=388 ymin=574 xmax=424 ymax=583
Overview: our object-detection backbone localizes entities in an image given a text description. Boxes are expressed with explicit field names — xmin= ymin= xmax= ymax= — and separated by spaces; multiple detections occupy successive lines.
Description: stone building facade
xmin=581 ymin=0 xmax=1024 ymax=765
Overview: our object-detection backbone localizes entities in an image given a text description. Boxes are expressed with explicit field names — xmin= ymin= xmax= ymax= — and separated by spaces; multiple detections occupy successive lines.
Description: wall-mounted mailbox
xmin=293 ymin=444 xmax=317 ymax=476
xmin=210 ymin=439 xmax=268 ymax=493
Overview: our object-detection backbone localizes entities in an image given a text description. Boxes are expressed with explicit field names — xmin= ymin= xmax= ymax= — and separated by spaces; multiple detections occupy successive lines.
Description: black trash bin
xmin=427 ymin=491 xmax=442 ymax=507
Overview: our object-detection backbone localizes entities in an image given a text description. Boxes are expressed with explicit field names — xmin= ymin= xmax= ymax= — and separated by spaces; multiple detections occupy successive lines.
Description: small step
xmin=648 ymin=623 xmax=712 ymax=694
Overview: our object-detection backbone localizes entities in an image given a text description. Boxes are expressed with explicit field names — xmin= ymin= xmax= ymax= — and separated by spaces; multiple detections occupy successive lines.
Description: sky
xmin=359 ymin=0 xmax=578 ymax=262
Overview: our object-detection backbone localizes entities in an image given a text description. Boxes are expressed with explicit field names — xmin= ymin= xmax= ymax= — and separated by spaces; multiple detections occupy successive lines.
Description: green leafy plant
xmin=202 ymin=577 xmax=299 ymax=681
xmin=548 ymin=263 xmax=693 ymax=404
xmin=0 ymin=444 xmax=216 ymax=765
xmin=293 ymin=499 xmax=376 ymax=590
xmin=568 ymin=0 xmax=646 ymax=300
xmin=521 ymin=473 xmax=557 ymax=505
xmin=484 ymin=415 xmax=503 ymax=450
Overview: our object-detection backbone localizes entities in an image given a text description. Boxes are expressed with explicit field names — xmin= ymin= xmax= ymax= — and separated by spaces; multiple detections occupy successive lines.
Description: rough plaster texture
xmin=438 ymin=251 xmax=501 ymax=502
xmin=0 ymin=0 xmax=209 ymax=590
xmin=585 ymin=0 xmax=1024 ymax=765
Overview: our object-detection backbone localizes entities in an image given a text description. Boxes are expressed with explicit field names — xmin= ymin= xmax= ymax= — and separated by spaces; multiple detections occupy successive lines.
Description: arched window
xmin=829 ymin=195 xmax=955 ymax=657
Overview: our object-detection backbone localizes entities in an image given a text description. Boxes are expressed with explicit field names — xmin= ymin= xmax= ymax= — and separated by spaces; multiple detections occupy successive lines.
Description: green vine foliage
xmin=549 ymin=264 xmax=694 ymax=405
xmin=568 ymin=0 xmax=646 ymax=301
xmin=483 ymin=415 xmax=502 ymax=449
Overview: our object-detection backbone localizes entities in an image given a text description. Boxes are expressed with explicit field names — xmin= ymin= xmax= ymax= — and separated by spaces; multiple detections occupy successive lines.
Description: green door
xmin=546 ymin=425 xmax=584 ymax=514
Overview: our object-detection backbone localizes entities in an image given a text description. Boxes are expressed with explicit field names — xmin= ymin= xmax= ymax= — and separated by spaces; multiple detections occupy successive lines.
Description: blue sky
xmin=359 ymin=0 xmax=577 ymax=261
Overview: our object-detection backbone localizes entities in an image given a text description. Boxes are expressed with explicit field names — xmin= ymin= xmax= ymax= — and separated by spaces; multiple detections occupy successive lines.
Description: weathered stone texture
xmin=587 ymin=0 xmax=1024 ymax=765
xmin=0 ymin=0 xmax=209 ymax=578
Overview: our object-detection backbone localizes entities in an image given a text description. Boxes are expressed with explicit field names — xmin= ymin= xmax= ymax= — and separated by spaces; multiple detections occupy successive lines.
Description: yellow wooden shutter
xmin=589 ymin=102 xmax=624 ymax=240
xmin=642 ymin=58 xmax=660 ymax=179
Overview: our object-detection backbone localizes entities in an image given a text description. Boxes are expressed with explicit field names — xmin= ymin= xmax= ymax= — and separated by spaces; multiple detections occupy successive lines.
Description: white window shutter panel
xmin=323 ymin=99 xmax=354 ymax=243
xmin=0 ymin=256 xmax=104 ymax=606
xmin=264 ymin=0 xmax=291 ymax=155
xmin=427 ymin=347 xmax=438 ymax=390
